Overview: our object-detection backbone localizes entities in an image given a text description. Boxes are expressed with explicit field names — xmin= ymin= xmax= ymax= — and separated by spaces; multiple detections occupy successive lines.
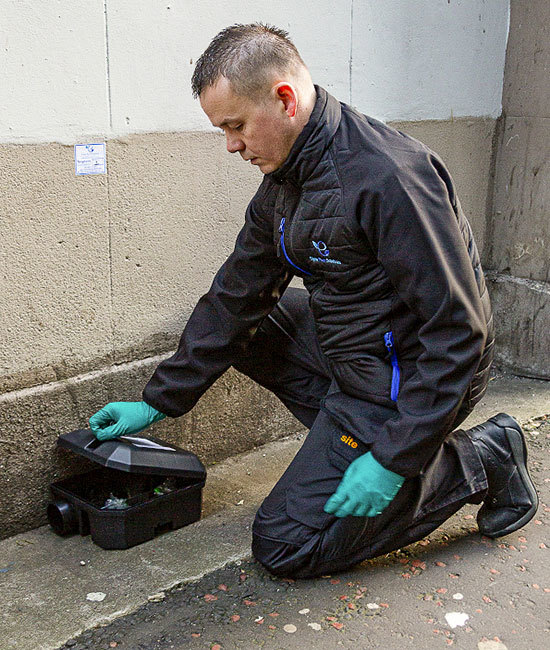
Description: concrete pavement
xmin=1 ymin=373 xmax=549 ymax=650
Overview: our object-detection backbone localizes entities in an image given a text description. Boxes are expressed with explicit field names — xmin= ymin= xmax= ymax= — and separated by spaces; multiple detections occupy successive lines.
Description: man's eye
xmin=234 ymin=124 xmax=243 ymax=132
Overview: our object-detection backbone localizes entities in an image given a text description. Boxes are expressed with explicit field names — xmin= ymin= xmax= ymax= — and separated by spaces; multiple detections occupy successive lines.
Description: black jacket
xmin=143 ymin=86 xmax=494 ymax=477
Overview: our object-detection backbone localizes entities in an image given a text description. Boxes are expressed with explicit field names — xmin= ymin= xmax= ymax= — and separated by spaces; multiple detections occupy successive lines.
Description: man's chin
xmin=256 ymin=161 xmax=277 ymax=174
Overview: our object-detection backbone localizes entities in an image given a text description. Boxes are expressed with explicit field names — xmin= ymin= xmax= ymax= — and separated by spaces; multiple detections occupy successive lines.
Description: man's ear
xmin=273 ymin=82 xmax=298 ymax=118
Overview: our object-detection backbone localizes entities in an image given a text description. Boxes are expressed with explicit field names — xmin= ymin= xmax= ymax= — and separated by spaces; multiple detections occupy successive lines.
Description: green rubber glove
xmin=324 ymin=451 xmax=404 ymax=518
xmin=89 ymin=401 xmax=166 ymax=441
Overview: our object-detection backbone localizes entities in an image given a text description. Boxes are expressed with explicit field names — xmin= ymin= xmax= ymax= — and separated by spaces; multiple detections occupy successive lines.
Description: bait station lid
xmin=57 ymin=429 xmax=206 ymax=479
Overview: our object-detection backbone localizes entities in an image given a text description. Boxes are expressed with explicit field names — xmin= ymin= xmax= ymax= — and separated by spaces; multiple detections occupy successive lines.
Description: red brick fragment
xmin=412 ymin=560 xmax=427 ymax=570
xmin=204 ymin=594 xmax=218 ymax=602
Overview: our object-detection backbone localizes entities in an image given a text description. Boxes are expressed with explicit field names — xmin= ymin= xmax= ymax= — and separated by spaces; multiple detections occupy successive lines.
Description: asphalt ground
xmin=57 ymin=417 xmax=550 ymax=650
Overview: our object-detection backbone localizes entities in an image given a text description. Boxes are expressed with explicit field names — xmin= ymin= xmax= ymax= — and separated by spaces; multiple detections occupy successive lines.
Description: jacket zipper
xmin=384 ymin=331 xmax=400 ymax=401
xmin=279 ymin=218 xmax=312 ymax=276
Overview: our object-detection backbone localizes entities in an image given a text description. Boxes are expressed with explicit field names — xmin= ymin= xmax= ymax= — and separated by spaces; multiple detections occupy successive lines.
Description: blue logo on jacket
xmin=312 ymin=240 xmax=330 ymax=257
xmin=310 ymin=240 xmax=342 ymax=266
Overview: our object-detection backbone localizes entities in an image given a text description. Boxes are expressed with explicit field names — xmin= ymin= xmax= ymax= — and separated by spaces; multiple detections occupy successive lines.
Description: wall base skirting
xmin=486 ymin=270 xmax=550 ymax=380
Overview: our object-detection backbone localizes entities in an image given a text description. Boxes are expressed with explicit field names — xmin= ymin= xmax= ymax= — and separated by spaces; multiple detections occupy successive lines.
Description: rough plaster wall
xmin=0 ymin=136 xmax=262 ymax=393
xmin=486 ymin=0 xmax=550 ymax=378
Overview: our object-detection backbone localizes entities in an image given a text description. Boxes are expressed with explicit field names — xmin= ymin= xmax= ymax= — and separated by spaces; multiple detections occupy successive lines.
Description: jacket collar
xmin=269 ymin=85 xmax=342 ymax=187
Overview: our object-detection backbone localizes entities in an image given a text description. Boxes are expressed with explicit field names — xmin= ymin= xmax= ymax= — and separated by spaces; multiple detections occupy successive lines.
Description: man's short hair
xmin=191 ymin=23 xmax=307 ymax=99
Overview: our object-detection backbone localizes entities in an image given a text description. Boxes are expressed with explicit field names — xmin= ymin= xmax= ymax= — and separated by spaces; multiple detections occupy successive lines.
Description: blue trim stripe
xmin=384 ymin=331 xmax=401 ymax=401
xmin=279 ymin=218 xmax=312 ymax=276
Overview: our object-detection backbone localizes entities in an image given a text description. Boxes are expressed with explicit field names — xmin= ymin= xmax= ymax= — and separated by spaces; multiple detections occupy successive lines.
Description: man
xmin=90 ymin=24 xmax=538 ymax=578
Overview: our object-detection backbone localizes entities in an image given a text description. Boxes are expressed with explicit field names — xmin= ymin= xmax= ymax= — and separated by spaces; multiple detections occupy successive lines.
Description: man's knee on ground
xmin=252 ymin=532 xmax=308 ymax=577
xmin=251 ymin=503 xmax=321 ymax=577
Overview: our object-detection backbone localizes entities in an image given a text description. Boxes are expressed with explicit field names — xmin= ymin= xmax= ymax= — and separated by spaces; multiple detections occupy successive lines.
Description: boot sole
xmin=482 ymin=422 xmax=539 ymax=538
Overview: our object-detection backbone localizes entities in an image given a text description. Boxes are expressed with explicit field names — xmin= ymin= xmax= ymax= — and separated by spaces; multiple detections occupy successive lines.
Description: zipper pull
xmin=384 ymin=331 xmax=393 ymax=351
xmin=279 ymin=217 xmax=285 ymax=233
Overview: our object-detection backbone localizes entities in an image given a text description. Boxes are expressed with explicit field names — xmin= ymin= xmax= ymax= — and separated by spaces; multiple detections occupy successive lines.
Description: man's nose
xmin=226 ymin=134 xmax=245 ymax=154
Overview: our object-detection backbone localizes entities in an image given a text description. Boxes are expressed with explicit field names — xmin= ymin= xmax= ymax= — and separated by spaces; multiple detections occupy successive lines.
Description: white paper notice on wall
xmin=74 ymin=143 xmax=106 ymax=175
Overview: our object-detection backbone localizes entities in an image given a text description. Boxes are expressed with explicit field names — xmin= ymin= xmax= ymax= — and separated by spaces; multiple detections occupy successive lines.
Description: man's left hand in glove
xmin=324 ymin=451 xmax=404 ymax=518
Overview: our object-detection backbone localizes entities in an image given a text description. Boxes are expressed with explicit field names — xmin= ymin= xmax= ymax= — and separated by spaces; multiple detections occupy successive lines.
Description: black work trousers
xmin=234 ymin=288 xmax=489 ymax=578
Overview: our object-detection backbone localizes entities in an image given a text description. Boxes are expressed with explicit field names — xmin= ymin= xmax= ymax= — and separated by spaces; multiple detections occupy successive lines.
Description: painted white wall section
xmin=106 ymin=0 xmax=352 ymax=135
xmin=0 ymin=0 xmax=509 ymax=144
xmin=0 ymin=0 xmax=109 ymax=143
xmin=352 ymin=0 xmax=511 ymax=121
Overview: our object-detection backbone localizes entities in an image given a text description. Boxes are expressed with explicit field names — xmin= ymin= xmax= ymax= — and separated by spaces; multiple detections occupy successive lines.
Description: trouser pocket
xmin=327 ymin=428 xmax=370 ymax=472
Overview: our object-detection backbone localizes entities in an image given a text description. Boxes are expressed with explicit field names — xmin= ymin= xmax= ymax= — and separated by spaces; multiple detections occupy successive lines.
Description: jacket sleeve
xmin=361 ymin=160 xmax=487 ymax=477
xmin=142 ymin=183 xmax=292 ymax=417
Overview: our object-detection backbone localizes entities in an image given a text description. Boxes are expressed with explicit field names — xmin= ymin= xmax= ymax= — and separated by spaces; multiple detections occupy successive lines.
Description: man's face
xmin=200 ymin=77 xmax=297 ymax=174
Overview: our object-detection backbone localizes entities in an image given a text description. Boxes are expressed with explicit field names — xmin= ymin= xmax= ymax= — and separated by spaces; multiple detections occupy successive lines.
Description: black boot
xmin=466 ymin=413 xmax=538 ymax=538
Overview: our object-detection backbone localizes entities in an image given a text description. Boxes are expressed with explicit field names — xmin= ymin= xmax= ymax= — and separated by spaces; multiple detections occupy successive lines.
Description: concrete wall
xmin=485 ymin=0 xmax=550 ymax=378
xmin=0 ymin=1 xmax=509 ymax=538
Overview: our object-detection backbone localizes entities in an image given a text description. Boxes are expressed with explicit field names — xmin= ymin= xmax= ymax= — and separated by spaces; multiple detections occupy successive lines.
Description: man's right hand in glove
xmin=89 ymin=401 xmax=166 ymax=441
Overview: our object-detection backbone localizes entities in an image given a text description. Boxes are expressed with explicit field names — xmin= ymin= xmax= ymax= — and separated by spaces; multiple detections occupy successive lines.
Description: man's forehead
xmin=200 ymin=77 xmax=248 ymax=126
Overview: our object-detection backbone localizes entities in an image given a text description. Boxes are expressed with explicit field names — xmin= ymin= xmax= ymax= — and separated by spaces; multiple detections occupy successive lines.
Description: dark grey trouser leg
xmin=234 ymin=287 xmax=332 ymax=428
xmin=234 ymin=287 xmax=489 ymax=578
xmin=251 ymin=407 xmax=488 ymax=578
